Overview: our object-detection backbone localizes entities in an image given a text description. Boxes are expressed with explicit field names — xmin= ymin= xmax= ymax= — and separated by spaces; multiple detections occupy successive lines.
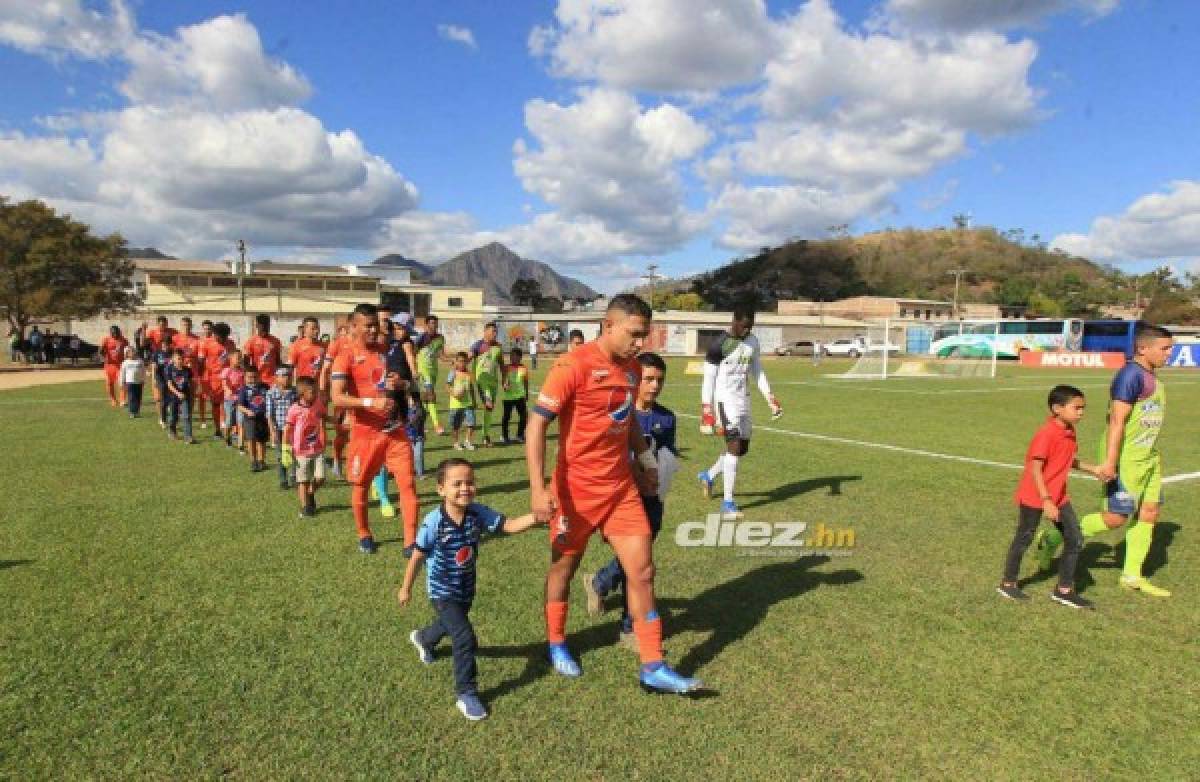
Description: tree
xmin=1143 ymin=290 xmax=1200 ymax=325
xmin=537 ymin=295 xmax=563 ymax=314
xmin=1 ymin=197 xmax=135 ymax=337
xmin=510 ymin=276 xmax=543 ymax=307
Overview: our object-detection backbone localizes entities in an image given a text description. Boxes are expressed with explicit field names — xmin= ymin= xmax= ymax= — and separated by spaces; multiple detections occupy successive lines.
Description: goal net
xmin=837 ymin=320 xmax=998 ymax=379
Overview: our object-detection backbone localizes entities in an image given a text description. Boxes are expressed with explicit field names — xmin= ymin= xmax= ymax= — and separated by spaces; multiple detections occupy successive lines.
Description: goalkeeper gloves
xmin=281 ymin=444 xmax=294 ymax=468
xmin=700 ymin=403 xmax=716 ymax=435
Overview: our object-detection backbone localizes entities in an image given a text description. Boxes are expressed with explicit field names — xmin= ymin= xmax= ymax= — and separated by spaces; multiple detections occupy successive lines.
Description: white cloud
xmin=884 ymin=0 xmax=1120 ymax=32
xmin=513 ymin=87 xmax=710 ymax=254
xmin=437 ymin=24 xmax=477 ymax=50
xmin=0 ymin=0 xmax=134 ymax=59
xmin=1051 ymin=181 xmax=1200 ymax=262
xmin=715 ymin=181 xmax=894 ymax=250
xmin=122 ymin=14 xmax=311 ymax=110
xmin=530 ymin=0 xmax=773 ymax=92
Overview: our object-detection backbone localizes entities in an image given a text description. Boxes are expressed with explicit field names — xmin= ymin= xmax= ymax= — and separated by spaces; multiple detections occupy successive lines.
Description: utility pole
xmin=642 ymin=262 xmax=660 ymax=309
xmin=237 ymin=239 xmax=247 ymax=314
xmin=947 ymin=268 xmax=968 ymax=319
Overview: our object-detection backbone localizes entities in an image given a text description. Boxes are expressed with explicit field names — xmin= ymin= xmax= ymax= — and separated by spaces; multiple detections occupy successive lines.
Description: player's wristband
xmin=637 ymin=450 xmax=658 ymax=470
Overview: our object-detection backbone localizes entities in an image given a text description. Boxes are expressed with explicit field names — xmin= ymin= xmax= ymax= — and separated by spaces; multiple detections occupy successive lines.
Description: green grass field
xmin=3 ymin=358 xmax=1198 ymax=780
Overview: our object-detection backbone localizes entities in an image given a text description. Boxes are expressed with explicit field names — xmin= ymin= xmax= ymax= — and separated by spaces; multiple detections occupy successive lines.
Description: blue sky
xmin=1 ymin=0 xmax=1197 ymax=292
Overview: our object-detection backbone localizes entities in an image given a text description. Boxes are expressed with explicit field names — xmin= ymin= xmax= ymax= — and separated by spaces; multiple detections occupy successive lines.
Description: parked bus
xmin=929 ymin=319 xmax=1083 ymax=359
xmin=1082 ymin=319 xmax=1138 ymax=358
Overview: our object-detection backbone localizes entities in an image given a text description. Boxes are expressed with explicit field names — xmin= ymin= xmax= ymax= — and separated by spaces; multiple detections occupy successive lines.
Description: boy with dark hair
xmin=568 ymin=329 xmax=585 ymax=352
xmin=583 ymin=351 xmax=678 ymax=645
xmin=1038 ymin=323 xmax=1176 ymax=597
xmin=267 ymin=366 xmax=298 ymax=490
xmin=165 ymin=349 xmax=197 ymax=443
xmin=470 ymin=322 xmax=504 ymax=447
xmin=447 ymin=351 xmax=477 ymax=451
xmin=237 ymin=366 xmax=271 ymax=472
xmin=998 ymin=385 xmax=1105 ymax=608
xmin=152 ymin=337 xmax=176 ymax=430
xmin=500 ymin=347 xmax=529 ymax=445
xmin=398 ymin=457 xmax=543 ymax=721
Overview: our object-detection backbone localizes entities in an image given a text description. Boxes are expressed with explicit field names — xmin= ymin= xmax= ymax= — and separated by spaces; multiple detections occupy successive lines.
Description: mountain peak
xmin=432 ymin=243 xmax=598 ymax=305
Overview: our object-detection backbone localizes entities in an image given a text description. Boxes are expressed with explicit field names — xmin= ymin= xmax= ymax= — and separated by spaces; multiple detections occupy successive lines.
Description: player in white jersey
xmin=698 ymin=307 xmax=782 ymax=518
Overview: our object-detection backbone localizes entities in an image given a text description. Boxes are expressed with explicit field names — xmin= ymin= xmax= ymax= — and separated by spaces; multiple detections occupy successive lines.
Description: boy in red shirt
xmin=999 ymin=385 xmax=1107 ymax=608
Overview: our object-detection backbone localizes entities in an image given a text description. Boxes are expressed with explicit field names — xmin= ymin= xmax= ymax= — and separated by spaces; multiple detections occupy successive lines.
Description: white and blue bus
xmin=929 ymin=319 xmax=1083 ymax=359
xmin=1082 ymin=320 xmax=1138 ymax=358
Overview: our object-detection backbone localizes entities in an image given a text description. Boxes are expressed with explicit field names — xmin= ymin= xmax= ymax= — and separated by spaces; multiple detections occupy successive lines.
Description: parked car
xmin=823 ymin=338 xmax=867 ymax=358
xmin=775 ymin=340 xmax=818 ymax=356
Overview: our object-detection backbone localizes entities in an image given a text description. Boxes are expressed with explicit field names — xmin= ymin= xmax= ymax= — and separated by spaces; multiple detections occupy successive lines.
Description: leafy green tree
xmin=1 ymin=197 xmax=135 ymax=337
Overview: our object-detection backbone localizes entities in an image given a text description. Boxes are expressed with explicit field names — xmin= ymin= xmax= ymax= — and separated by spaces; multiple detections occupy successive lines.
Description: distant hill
xmin=369 ymin=253 xmax=433 ymax=279
xmin=429 ymin=242 xmax=598 ymax=305
xmin=689 ymin=227 xmax=1122 ymax=316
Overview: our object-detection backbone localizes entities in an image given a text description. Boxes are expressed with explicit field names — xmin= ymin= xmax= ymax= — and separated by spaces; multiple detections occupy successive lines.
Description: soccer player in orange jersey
xmin=100 ymin=325 xmax=129 ymax=407
xmin=526 ymin=294 xmax=701 ymax=694
xmin=330 ymin=303 xmax=420 ymax=554
xmin=194 ymin=319 xmax=214 ymax=427
xmin=201 ymin=322 xmax=236 ymax=434
xmin=145 ymin=316 xmax=177 ymax=408
xmin=290 ymin=317 xmax=325 ymax=381
xmin=244 ymin=314 xmax=283 ymax=380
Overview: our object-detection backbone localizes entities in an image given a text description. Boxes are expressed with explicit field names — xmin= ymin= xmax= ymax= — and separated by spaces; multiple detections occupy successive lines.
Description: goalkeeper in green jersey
xmin=1036 ymin=323 xmax=1175 ymax=597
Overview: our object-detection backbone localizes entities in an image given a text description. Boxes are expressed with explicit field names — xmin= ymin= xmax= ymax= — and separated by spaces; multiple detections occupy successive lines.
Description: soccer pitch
xmin=2 ymin=359 xmax=1197 ymax=779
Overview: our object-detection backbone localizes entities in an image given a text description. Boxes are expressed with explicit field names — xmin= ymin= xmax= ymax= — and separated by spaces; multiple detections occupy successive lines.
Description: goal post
xmin=836 ymin=319 xmax=999 ymax=379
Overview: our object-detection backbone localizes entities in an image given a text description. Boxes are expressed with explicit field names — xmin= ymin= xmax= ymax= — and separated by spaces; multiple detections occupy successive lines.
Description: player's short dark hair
xmin=436 ymin=457 xmax=473 ymax=486
xmin=455 ymin=350 xmax=469 ymax=361
xmin=510 ymin=347 xmax=523 ymax=357
xmin=569 ymin=329 xmax=585 ymax=341
xmin=201 ymin=319 xmax=213 ymax=328
xmin=352 ymin=303 xmax=378 ymax=321
xmin=181 ymin=316 xmax=192 ymax=324
xmin=244 ymin=364 xmax=259 ymax=375
xmin=484 ymin=321 xmax=497 ymax=331
xmin=426 ymin=314 xmax=439 ymax=323
xmin=607 ymin=293 xmax=652 ymax=319
xmin=1135 ymin=321 xmax=1172 ymax=347
xmin=171 ymin=348 xmax=184 ymax=357
xmin=295 ymin=376 xmax=317 ymax=394
xmin=1047 ymin=384 xmax=1084 ymax=409
xmin=732 ymin=305 xmax=756 ymax=323
xmin=213 ymin=322 xmax=230 ymax=340
xmin=156 ymin=315 xmax=168 ymax=324
xmin=302 ymin=316 xmax=319 ymax=328
xmin=637 ymin=352 xmax=667 ymax=373
xmin=254 ymin=314 xmax=271 ymax=329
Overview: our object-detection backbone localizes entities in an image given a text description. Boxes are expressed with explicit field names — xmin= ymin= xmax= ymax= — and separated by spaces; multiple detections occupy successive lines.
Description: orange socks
xmin=632 ymin=614 xmax=663 ymax=665
xmin=351 ymin=484 xmax=371 ymax=539
xmin=545 ymin=601 xmax=568 ymax=644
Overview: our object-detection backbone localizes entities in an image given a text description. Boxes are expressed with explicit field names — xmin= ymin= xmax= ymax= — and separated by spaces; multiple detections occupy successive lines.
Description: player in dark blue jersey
xmin=164 ymin=349 xmax=196 ymax=443
xmin=582 ymin=351 xmax=678 ymax=649
xmin=397 ymin=457 xmax=543 ymax=721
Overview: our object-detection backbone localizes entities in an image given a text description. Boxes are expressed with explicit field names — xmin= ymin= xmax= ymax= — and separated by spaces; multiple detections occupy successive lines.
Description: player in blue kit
xmin=582 ymin=352 xmax=678 ymax=649
xmin=397 ymin=458 xmax=543 ymax=721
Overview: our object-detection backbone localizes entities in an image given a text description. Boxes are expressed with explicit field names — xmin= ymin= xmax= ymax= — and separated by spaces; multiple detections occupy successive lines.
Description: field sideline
xmin=2 ymin=358 xmax=1197 ymax=780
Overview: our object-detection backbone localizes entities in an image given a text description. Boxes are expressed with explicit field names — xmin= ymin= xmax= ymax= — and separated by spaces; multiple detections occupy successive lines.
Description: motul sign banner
xmin=1019 ymin=351 xmax=1126 ymax=369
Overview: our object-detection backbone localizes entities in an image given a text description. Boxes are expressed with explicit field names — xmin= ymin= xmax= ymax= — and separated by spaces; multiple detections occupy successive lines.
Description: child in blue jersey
xmin=152 ymin=340 xmax=175 ymax=429
xmin=397 ymin=457 xmax=542 ymax=721
xmin=582 ymin=351 xmax=678 ymax=649
xmin=165 ymin=349 xmax=197 ymax=444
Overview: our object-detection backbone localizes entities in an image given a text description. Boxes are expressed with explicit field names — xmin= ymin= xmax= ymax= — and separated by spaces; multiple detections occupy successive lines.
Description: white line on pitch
xmin=676 ymin=412 xmax=1025 ymax=472
xmin=0 ymin=397 xmax=109 ymax=404
xmin=1163 ymin=471 xmax=1200 ymax=484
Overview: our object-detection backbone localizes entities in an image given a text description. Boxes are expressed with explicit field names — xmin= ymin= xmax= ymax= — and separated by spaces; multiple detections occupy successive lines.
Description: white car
xmin=823 ymin=338 xmax=867 ymax=357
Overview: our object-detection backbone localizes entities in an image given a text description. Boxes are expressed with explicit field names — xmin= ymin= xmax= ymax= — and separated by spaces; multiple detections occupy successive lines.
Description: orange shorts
xmin=550 ymin=477 xmax=649 ymax=556
xmin=345 ymin=424 xmax=413 ymax=486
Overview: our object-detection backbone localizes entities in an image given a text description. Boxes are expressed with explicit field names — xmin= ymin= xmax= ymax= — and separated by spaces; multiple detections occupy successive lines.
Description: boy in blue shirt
xmin=153 ymin=341 xmax=175 ymax=429
xmin=582 ymin=352 xmax=677 ymax=649
xmin=397 ymin=457 xmax=543 ymax=721
xmin=165 ymin=349 xmax=197 ymax=444
xmin=236 ymin=366 xmax=271 ymax=472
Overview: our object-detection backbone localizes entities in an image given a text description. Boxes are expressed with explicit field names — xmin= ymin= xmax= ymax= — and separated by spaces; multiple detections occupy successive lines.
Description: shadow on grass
xmin=475 ymin=556 xmax=862 ymax=702
xmin=1 ymin=559 xmax=34 ymax=570
xmin=1021 ymin=522 xmax=1181 ymax=591
xmin=737 ymin=474 xmax=862 ymax=511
